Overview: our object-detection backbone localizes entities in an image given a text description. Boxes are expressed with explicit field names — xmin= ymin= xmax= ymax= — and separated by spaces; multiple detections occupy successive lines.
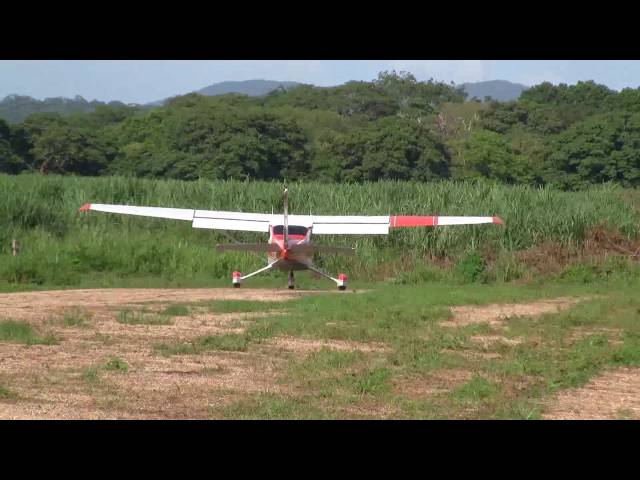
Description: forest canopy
xmin=1 ymin=72 xmax=639 ymax=190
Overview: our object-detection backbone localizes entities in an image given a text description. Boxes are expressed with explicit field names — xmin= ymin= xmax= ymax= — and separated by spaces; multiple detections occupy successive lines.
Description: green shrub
xmin=454 ymin=251 xmax=486 ymax=283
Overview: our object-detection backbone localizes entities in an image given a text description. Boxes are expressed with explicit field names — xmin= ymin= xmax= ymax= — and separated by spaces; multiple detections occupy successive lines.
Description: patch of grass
xmin=301 ymin=348 xmax=363 ymax=372
xmin=117 ymin=309 xmax=172 ymax=325
xmin=196 ymin=333 xmax=250 ymax=351
xmin=103 ymin=357 xmax=129 ymax=372
xmin=155 ymin=333 xmax=249 ymax=356
xmin=615 ymin=408 xmax=635 ymax=420
xmin=207 ymin=300 xmax=284 ymax=314
xmin=63 ymin=307 xmax=91 ymax=327
xmin=452 ymin=376 xmax=500 ymax=403
xmin=81 ymin=366 xmax=100 ymax=383
xmin=282 ymin=348 xmax=366 ymax=397
xmin=349 ymin=367 xmax=391 ymax=396
xmin=492 ymin=398 xmax=542 ymax=420
xmin=82 ymin=357 xmax=129 ymax=383
xmin=0 ymin=320 xmax=58 ymax=345
xmin=161 ymin=304 xmax=190 ymax=317
xmin=217 ymin=393 xmax=328 ymax=420
xmin=0 ymin=384 xmax=17 ymax=400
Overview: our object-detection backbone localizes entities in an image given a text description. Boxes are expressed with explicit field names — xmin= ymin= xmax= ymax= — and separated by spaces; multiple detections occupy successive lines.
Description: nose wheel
xmin=232 ymin=271 xmax=241 ymax=288
xmin=288 ymin=271 xmax=295 ymax=290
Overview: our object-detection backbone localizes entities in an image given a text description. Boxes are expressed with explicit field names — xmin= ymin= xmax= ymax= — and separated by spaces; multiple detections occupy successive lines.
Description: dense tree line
xmin=1 ymin=72 xmax=640 ymax=190
xmin=0 ymin=94 xmax=132 ymax=124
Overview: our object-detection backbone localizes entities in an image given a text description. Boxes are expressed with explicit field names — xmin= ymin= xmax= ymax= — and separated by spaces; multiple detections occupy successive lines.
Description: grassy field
xmin=1 ymin=173 xmax=639 ymax=290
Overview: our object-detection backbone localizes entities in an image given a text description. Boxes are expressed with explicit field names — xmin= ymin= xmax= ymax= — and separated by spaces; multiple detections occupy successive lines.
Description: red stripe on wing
xmin=390 ymin=216 xmax=437 ymax=228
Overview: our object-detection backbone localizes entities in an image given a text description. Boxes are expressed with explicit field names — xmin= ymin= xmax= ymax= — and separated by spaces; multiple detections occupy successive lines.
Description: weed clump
xmin=161 ymin=304 xmax=190 ymax=317
xmin=81 ymin=357 xmax=130 ymax=383
xmin=0 ymin=320 xmax=58 ymax=345
xmin=104 ymin=357 xmax=129 ymax=372
xmin=117 ymin=309 xmax=172 ymax=325
xmin=0 ymin=385 xmax=16 ymax=399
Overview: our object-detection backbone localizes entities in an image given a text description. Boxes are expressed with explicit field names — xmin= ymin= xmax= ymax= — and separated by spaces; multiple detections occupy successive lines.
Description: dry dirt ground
xmin=0 ymin=288 xmax=382 ymax=419
xmin=542 ymin=368 xmax=640 ymax=419
xmin=0 ymin=289 xmax=632 ymax=419
xmin=0 ymin=288 xmax=303 ymax=320
xmin=444 ymin=297 xmax=585 ymax=328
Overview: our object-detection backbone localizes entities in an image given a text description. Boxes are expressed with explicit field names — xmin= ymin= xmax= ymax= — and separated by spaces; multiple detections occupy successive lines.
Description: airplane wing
xmin=79 ymin=204 xmax=503 ymax=235
xmin=306 ymin=215 xmax=504 ymax=235
xmin=79 ymin=203 xmax=272 ymax=233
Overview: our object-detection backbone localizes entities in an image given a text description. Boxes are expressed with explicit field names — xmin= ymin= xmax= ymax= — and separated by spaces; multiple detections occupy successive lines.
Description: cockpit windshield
xmin=273 ymin=225 xmax=308 ymax=236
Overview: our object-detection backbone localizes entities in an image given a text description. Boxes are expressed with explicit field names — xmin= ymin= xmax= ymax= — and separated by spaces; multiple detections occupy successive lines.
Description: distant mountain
xmin=148 ymin=79 xmax=303 ymax=107
xmin=1 ymin=79 xmax=528 ymax=124
xmin=461 ymin=80 xmax=529 ymax=102
xmin=197 ymin=79 xmax=301 ymax=97
xmin=0 ymin=94 xmax=131 ymax=123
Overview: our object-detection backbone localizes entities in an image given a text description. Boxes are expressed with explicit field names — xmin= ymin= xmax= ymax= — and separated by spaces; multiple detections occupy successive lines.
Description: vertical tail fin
xmin=283 ymin=187 xmax=289 ymax=246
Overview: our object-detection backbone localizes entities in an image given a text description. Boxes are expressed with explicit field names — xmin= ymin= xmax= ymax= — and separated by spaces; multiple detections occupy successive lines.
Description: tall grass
xmin=0 ymin=173 xmax=639 ymax=287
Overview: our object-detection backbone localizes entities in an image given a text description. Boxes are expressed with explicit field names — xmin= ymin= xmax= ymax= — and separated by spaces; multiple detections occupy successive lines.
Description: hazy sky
xmin=2 ymin=60 xmax=640 ymax=104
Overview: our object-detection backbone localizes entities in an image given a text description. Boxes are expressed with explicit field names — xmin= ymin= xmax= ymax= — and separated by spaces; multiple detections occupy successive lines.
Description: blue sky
xmin=2 ymin=60 xmax=640 ymax=105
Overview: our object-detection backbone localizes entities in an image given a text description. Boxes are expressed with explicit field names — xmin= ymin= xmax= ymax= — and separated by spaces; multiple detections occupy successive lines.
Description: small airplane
xmin=79 ymin=188 xmax=503 ymax=290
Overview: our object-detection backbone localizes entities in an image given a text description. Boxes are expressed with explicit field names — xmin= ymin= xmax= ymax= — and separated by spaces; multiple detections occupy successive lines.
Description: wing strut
xmin=283 ymin=187 xmax=289 ymax=246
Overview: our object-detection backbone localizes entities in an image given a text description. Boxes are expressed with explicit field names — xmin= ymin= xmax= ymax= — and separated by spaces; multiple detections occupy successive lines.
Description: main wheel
xmin=337 ymin=273 xmax=347 ymax=291
xmin=288 ymin=271 xmax=295 ymax=290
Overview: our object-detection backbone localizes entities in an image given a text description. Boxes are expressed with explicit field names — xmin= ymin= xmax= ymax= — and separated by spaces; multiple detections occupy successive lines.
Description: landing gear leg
xmin=288 ymin=271 xmax=295 ymax=290
xmin=306 ymin=264 xmax=348 ymax=291
xmin=231 ymin=260 xmax=281 ymax=288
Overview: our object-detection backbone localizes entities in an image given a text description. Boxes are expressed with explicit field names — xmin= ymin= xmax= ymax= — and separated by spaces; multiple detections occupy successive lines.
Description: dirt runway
xmin=0 ymin=288 xmax=311 ymax=419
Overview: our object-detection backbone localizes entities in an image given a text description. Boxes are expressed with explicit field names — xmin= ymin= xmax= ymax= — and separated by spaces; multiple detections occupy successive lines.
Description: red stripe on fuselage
xmin=269 ymin=234 xmax=311 ymax=266
xmin=270 ymin=234 xmax=308 ymax=257
xmin=271 ymin=235 xmax=307 ymax=241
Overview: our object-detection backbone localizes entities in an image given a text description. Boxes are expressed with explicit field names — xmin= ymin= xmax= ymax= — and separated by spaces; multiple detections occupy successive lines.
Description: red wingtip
xmin=78 ymin=203 xmax=91 ymax=212
xmin=493 ymin=216 xmax=504 ymax=225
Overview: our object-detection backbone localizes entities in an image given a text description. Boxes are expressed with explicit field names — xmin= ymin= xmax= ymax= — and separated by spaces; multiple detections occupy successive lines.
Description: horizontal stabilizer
xmin=288 ymin=244 xmax=355 ymax=256
xmin=215 ymin=243 xmax=280 ymax=253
